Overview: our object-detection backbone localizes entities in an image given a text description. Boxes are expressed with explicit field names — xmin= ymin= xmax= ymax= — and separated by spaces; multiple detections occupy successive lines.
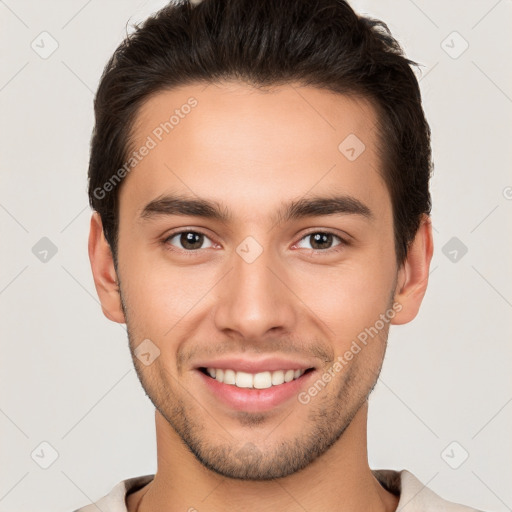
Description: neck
xmin=128 ymin=402 xmax=398 ymax=512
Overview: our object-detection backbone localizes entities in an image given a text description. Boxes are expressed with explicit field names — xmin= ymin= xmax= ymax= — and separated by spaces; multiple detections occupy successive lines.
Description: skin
xmin=89 ymin=81 xmax=433 ymax=512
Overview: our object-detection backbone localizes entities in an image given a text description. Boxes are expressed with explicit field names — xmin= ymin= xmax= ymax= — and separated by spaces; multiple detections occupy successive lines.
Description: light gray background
xmin=1 ymin=1 xmax=511 ymax=511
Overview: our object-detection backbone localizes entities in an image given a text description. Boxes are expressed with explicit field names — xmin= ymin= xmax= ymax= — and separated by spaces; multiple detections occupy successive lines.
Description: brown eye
xmin=296 ymin=232 xmax=343 ymax=251
xmin=166 ymin=231 xmax=214 ymax=251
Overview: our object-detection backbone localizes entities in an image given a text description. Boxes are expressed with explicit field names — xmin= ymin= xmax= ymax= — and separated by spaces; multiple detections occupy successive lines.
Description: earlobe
xmin=391 ymin=215 xmax=434 ymax=325
xmin=88 ymin=212 xmax=126 ymax=324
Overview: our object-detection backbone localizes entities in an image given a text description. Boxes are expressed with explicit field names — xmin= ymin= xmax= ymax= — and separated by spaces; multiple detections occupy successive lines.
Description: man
xmin=77 ymin=0 xmax=483 ymax=510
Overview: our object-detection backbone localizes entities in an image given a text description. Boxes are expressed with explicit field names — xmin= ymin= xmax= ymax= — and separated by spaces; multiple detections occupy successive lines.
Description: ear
xmin=88 ymin=212 xmax=126 ymax=324
xmin=391 ymin=214 xmax=434 ymax=325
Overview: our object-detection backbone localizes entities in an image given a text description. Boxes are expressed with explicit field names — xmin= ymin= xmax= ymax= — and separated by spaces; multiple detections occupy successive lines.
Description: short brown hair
xmin=88 ymin=0 xmax=432 ymax=266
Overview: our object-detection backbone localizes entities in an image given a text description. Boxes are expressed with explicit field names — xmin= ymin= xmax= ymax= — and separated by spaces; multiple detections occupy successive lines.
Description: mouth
xmin=198 ymin=366 xmax=315 ymax=389
xmin=196 ymin=366 xmax=317 ymax=412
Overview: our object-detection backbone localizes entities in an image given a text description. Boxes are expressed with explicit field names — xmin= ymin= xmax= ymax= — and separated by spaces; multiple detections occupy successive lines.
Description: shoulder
xmin=72 ymin=474 xmax=155 ymax=512
xmin=373 ymin=468 xmax=485 ymax=511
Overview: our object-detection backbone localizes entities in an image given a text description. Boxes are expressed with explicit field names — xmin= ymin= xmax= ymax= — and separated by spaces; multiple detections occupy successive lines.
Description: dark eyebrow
xmin=273 ymin=195 xmax=373 ymax=225
xmin=139 ymin=193 xmax=373 ymax=225
xmin=139 ymin=195 xmax=232 ymax=223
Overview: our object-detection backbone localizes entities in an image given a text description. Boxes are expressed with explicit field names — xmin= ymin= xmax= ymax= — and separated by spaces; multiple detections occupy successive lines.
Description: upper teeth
xmin=206 ymin=368 xmax=306 ymax=389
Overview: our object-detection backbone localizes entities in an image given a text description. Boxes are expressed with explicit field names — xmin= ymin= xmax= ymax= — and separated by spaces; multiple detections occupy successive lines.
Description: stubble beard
xmin=119 ymin=285 xmax=390 ymax=481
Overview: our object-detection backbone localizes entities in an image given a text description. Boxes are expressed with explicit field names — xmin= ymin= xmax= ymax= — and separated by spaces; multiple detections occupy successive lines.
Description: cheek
xmin=293 ymin=257 xmax=395 ymax=344
xmin=119 ymin=249 xmax=223 ymax=343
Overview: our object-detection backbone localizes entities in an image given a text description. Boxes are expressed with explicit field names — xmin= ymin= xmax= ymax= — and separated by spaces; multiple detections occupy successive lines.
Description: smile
xmin=197 ymin=366 xmax=316 ymax=412
xmin=201 ymin=367 xmax=311 ymax=389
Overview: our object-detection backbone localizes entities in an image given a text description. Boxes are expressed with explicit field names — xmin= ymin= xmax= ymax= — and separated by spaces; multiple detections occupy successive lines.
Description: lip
xmin=193 ymin=356 xmax=316 ymax=373
xmin=195 ymin=367 xmax=317 ymax=412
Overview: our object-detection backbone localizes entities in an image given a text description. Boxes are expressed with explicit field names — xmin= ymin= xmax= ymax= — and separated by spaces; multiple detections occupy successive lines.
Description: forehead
xmin=121 ymin=81 xmax=390 ymax=222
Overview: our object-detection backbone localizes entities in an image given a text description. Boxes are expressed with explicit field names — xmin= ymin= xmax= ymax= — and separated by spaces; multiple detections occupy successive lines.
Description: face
xmin=96 ymin=81 xmax=413 ymax=480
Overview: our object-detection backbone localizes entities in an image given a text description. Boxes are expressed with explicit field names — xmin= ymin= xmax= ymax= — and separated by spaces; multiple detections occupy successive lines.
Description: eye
xmin=295 ymin=232 xmax=344 ymax=251
xmin=165 ymin=230 xmax=215 ymax=251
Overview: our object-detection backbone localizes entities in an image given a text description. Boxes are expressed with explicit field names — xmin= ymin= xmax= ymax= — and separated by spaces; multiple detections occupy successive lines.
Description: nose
xmin=213 ymin=243 xmax=297 ymax=341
